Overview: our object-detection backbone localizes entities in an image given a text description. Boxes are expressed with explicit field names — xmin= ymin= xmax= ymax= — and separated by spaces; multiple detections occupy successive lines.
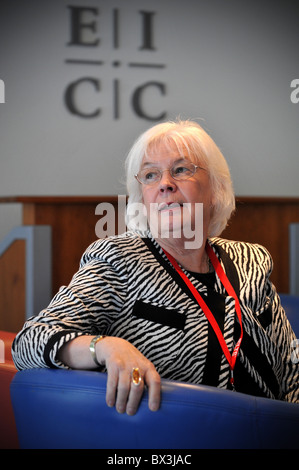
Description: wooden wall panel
xmin=1 ymin=197 xmax=299 ymax=300
xmin=21 ymin=197 xmax=121 ymax=294
xmin=0 ymin=240 xmax=25 ymax=332
xmin=222 ymin=198 xmax=299 ymax=293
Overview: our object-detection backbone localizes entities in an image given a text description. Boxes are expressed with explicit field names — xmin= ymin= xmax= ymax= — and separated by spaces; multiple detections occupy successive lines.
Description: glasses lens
xmin=171 ymin=162 xmax=196 ymax=180
xmin=138 ymin=168 xmax=161 ymax=184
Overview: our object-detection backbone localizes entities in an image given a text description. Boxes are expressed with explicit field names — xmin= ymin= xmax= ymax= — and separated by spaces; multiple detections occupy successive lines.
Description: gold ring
xmin=131 ymin=367 xmax=142 ymax=386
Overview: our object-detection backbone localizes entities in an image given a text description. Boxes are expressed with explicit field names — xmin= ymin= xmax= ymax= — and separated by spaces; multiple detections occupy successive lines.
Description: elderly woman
xmin=12 ymin=120 xmax=299 ymax=415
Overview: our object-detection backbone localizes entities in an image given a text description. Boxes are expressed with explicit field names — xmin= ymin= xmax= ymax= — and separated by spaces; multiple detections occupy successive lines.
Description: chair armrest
xmin=10 ymin=369 xmax=299 ymax=449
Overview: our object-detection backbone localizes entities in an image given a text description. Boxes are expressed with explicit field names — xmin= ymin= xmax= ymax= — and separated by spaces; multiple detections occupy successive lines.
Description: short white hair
xmin=125 ymin=119 xmax=235 ymax=237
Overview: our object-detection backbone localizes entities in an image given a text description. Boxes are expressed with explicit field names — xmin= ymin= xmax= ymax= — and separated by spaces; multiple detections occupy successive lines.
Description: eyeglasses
xmin=135 ymin=161 xmax=204 ymax=185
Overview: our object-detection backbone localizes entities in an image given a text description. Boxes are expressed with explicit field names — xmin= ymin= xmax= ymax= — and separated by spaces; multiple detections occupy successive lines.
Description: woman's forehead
xmin=144 ymin=140 xmax=194 ymax=162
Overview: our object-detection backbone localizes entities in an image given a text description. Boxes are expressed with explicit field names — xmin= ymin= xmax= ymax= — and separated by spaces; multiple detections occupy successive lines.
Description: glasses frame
xmin=134 ymin=162 xmax=205 ymax=185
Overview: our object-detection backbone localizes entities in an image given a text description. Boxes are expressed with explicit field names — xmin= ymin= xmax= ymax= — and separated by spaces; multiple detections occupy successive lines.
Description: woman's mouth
xmin=158 ymin=202 xmax=183 ymax=212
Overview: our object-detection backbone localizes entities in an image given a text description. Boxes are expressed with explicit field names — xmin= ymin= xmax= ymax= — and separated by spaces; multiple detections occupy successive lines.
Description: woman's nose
xmin=158 ymin=170 xmax=177 ymax=193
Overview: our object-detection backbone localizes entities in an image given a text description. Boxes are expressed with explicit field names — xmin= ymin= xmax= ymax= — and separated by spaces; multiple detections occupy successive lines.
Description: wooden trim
xmin=1 ymin=195 xmax=299 ymax=204
xmin=235 ymin=197 xmax=299 ymax=205
xmin=0 ymin=196 xmax=122 ymax=204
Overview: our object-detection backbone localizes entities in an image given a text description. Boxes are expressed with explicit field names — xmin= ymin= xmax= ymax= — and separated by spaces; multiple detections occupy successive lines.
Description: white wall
xmin=0 ymin=0 xmax=298 ymax=240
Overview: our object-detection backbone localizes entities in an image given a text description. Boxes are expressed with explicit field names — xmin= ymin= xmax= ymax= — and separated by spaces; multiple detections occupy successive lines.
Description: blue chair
xmin=10 ymin=295 xmax=299 ymax=449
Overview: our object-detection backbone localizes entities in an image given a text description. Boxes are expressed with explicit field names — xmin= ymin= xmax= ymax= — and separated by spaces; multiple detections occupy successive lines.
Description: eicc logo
xmin=0 ymin=79 xmax=5 ymax=103
xmin=64 ymin=7 xmax=166 ymax=121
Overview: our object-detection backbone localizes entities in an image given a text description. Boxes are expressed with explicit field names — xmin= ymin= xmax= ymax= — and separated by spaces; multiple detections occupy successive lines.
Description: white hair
xmin=125 ymin=119 xmax=235 ymax=237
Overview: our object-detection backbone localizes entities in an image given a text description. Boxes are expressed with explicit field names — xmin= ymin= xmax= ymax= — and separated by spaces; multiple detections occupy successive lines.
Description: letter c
xmin=132 ymin=81 xmax=166 ymax=121
xmin=64 ymin=77 xmax=101 ymax=118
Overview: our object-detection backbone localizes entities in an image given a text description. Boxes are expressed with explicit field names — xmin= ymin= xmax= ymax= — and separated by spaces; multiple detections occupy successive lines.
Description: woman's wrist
xmin=57 ymin=335 xmax=106 ymax=370
xmin=89 ymin=335 xmax=107 ymax=367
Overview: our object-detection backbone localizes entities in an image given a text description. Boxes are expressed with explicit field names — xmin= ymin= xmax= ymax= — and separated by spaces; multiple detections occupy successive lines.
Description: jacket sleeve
xmin=255 ymin=244 xmax=299 ymax=403
xmin=271 ymin=288 xmax=299 ymax=403
xmin=12 ymin=238 xmax=128 ymax=370
xmin=218 ymin=238 xmax=299 ymax=403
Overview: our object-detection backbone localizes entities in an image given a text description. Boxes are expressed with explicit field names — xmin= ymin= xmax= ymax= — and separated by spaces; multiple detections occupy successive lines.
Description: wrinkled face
xmin=139 ymin=142 xmax=213 ymax=246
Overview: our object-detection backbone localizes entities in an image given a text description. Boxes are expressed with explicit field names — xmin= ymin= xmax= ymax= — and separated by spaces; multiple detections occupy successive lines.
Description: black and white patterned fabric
xmin=12 ymin=231 xmax=299 ymax=402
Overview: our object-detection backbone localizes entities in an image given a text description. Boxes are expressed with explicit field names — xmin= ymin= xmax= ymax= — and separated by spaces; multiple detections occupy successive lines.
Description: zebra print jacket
xmin=12 ymin=231 xmax=299 ymax=403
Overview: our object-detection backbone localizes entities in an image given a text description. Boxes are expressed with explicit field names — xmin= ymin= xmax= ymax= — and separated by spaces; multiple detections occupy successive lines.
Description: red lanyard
xmin=162 ymin=241 xmax=243 ymax=389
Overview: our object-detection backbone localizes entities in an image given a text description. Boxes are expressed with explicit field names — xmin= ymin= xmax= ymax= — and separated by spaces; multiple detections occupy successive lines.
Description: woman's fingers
xmin=105 ymin=362 xmax=120 ymax=409
xmin=105 ymin=361 xmax=161 ymax=416
xmin=106 ymin=365 xmax=145 ymax=415
xmin=126 ymin=372 xmax=145 ymax=416
xmin=145 ymin=367 xmax=161 ymax=412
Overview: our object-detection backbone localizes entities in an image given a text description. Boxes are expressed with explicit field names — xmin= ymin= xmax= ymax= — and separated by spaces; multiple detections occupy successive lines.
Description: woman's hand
xmin=96 ymin=336 xmax=161 ymax=416
xmin=58 ymin=335 xmax=161 ymax=416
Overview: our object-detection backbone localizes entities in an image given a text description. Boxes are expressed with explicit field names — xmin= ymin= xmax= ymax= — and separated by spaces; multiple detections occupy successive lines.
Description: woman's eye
xmin=145 ymin=170 xmax=159 ymax=180
xmin=173 ymin=166 xmax=189 ymax=175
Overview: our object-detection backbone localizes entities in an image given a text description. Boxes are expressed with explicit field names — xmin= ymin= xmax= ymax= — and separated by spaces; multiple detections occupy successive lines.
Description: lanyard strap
xmin=162 ymin=241 xmax=243 ymax=388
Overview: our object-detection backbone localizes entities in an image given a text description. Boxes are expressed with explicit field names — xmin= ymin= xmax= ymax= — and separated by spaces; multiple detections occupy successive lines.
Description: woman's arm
xmin=12 ymin=238 xmax=129 ymax=370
